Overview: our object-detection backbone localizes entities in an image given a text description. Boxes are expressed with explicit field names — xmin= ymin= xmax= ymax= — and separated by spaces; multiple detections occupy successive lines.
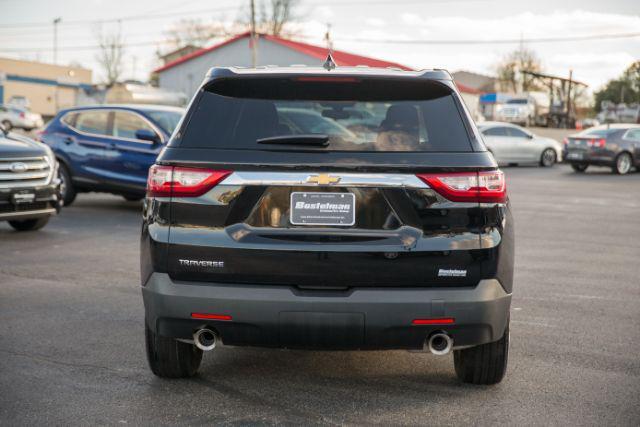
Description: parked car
xmin=141 ymin=66 xmax=514 ymax=385
xmin=278 ymin=108 xmax=357 ymax=140
xmin=0 ymin=104 xmax=44 ymax=131
xmin=0 ymin=125 xmax=61 ymax=231
xmin=40 ymin=104 xmax=184 ymax=205
xmin=478 ymin=121 xmax=562 ymax=167
xmin=494 ymin=97 xmax=537 ymax=127
xmin=564 ymin=124 xmax=640 ymax=174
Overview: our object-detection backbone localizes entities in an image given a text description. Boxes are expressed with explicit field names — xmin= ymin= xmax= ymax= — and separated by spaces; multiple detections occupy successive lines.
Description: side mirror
xmin=135 ymin=128 xmax=160 ymax=144
xmin=527 ymin=133 xmax=534 ymax=139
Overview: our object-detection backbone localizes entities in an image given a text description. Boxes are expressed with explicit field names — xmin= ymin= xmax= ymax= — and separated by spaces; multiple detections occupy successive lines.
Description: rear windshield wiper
xmin=256 ymin=134 xmax=329 ymax=147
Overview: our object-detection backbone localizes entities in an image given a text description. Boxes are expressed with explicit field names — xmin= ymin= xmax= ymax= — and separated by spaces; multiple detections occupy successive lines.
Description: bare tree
xmin=265 ymin=0 xmax=298 ymax=36
xmin=496 ymin=46 xmax=544 ymax=93
xmin=238 ymin=0 xmax=300 ymax=36
xmin=164 ymin=19 xmax=232 ymax=49
xmin=96 ymin=30 xmax=125 ymax=87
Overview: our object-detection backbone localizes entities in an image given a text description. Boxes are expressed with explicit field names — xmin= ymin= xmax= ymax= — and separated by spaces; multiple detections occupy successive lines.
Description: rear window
xmin=178 ymin=78 xmax=472 ymax=152
xmin=578 ymin=127 xmax=618 ymax=137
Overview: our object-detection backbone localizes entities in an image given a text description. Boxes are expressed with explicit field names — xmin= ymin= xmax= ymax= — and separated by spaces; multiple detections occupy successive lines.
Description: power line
xmin=0 ymin=5 xmax=240 ymax=29
xmin=336 ymin=32 xmax=640 ymax=45
xmin=0 ymin=31 xmax=638 ymax=53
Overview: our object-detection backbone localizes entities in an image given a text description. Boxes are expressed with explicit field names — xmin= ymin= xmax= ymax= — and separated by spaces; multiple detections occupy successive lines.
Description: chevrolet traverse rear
xmin=141 ymin=66 xmax=514 ymax=384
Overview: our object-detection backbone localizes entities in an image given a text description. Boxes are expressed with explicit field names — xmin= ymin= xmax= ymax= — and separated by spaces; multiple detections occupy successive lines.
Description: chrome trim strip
xmin=0 ymin=171 xmax=50 ymax=180
xmin=0 ymin=161 xmax=49 ymax=171
xmin=0 ymin=208 xmax=56 ymax=219
xmin=222 ymin=172 xmax=429 ymax=188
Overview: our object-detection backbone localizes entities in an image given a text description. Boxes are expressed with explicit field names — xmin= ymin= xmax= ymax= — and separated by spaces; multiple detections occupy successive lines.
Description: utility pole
xmin=53 ymin=17 xmax=62 ymax=64
xmin=566 ymin=69 xmax=573 ymax=128
xmin=250 ymin=0 xmax=257 ymax=67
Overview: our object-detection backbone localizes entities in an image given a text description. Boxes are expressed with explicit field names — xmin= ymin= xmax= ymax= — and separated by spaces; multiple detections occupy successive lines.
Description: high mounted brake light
xmin=417 ymin=170 xmax=506 ymax=204
xmin=147 ymin=165 xmax=231 ymax=197
xmin=293 ymin=76 xmax=360 ymax=83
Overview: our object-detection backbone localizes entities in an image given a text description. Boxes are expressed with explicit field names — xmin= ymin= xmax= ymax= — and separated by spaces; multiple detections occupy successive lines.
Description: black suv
xmin=141 ymin=67 xmax=514 ymax=385
xmin=1 ymin=127 xmax=61 ymax=231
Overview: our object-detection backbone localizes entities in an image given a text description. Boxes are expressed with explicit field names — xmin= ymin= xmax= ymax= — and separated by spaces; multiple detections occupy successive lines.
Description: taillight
xmin=146 ymin=165 xmax=231 ymax=197
xmin=588 ymin=138 xmax=606 ymax=148
xmin=417 ymin=170 xmax=506 ymax=204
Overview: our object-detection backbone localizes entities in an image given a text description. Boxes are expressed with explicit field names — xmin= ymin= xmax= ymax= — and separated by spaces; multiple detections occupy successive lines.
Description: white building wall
xmin=158 ymin=38 xmax=323 ymax=100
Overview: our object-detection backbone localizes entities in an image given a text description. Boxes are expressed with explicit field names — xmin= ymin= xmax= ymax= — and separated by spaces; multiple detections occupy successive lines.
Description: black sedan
xmin=564 ymin=124 xmax=640 ymax=174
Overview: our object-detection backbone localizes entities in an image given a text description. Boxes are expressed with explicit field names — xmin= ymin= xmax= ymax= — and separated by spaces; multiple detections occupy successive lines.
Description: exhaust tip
xmin=427 ymin=332 xmax=453 ymax=355
xmin=193 ymin=328 xmax=217 ymax=351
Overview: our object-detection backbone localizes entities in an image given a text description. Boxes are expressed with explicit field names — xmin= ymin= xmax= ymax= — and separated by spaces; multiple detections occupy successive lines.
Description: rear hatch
xmin=155 ymin=74 xmax=500 ymax=289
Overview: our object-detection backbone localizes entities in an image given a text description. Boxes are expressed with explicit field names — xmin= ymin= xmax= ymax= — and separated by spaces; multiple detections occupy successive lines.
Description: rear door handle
xmin=63 ymin=136 xmax=75 ymax=145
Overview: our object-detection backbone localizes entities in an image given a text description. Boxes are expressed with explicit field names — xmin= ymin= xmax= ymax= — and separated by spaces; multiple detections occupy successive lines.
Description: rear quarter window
xmin=177 ymin=78 xmax=473 ymax=152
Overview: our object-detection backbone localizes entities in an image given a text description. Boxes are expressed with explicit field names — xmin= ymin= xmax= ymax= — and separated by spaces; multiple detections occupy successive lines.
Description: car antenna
xmin=323 ymin=53 xmax=336 ymax=71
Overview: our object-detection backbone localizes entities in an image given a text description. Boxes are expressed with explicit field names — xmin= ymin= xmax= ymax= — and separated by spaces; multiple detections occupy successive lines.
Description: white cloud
xmin=315 ymin=6 xmax=334 ymax=20
xmin=301 ymin=9 xmax=640 ymax=88
xmin=395 ymin=10 xmax=640 ymax=40
xmin=365 ymin=18 xmax=386 ymax=27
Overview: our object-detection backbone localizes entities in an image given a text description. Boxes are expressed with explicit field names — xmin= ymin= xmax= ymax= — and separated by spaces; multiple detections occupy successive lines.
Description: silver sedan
xmin=478 ymin=121 xmax=563 ymax=167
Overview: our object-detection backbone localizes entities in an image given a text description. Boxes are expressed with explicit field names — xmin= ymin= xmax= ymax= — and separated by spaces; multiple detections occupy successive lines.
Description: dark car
xmin=0 ymin=126 xmax=61 ymax=231
xmin=141 ymin=66 xmax=514 ymax=385
xmin=40 ymin=104 xmax=184 ymax=205
xmin=564 ymin=124 xmax=640 ymax=174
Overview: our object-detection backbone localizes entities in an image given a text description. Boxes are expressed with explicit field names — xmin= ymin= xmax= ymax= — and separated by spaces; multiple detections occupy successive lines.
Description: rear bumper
xmin=142 ymin=273 xmax=511 ymax=350
xmin=564 ymin=150 xmax=615 ymax=166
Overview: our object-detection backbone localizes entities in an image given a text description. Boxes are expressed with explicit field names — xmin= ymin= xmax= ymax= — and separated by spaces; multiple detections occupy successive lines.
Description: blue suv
xmin=40 ymin=105 xmax=184 ymax=205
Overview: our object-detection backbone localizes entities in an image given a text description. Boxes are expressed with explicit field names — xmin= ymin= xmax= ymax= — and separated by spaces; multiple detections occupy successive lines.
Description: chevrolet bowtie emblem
xmin=307 ymin=174 xmax=341 ymax=185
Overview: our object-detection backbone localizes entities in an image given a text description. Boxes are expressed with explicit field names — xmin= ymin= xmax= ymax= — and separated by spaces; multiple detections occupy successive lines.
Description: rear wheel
xmin=571 ymin=163 xmax=588 ymax=173
xmin=145 ymin=320 xmax=202 ymax=378
xmin=454 ymin=320 xmax=509 ymax=385
xmin=58 ymin=163 xmax=77 ymax=206
xmin=8 ymin=216 xmax=50 ymax=231
xmin=1 ymin=120 xmax=12 ymax=131
xmin=613 ymin=152 xmax=632 ymax=175
xmin=540 ymin=148 xmax=557 ymax=167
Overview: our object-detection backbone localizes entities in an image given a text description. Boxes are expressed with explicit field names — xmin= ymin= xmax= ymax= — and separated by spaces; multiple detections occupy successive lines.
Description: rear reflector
xmin=412 ymin=318 xmax=455 ymax=325
xmin=191 ymin=313 xmax=232 ymax=321
xmin=417 ymin=170 xmax=506 ymax=203
xmin=147 ymin=165 xmax=231 ymax=197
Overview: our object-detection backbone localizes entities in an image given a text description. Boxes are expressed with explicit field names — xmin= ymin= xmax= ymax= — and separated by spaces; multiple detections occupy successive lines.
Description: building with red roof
xmin=153 ymin=31 xmax=481 ymax=113
xmin=153 ymin=32 xmax=414 ymax=98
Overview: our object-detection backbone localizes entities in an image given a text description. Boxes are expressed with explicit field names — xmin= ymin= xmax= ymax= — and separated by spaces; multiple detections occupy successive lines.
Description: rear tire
xmin=145 ymin=320 xmax=202 ymax=378
xmin=571 ymin=163 xmax=588 ymax=173
xmin=8 ymin=216 xmax=50 ymax=231
xmin=454 ymin=321 xmax=509 ymax=385
xmin=540 ymin=148 xmax=557 ymax=167
xmin=613 ymin=152 xmax=632 ymax=175
xmin=1 ymin=120 xmax=12 ymax=131
xmin=58 ymin=163 xmax=77 ymax=206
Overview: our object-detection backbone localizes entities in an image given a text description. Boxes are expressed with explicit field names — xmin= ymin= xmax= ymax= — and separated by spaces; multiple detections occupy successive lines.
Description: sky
xmin=1 ymin=0 xmax=639 ymax=92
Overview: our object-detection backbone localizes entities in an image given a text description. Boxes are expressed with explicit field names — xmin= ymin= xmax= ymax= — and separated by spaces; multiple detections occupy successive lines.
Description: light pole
xmin=53 ymin=17 xmax=61 ymax=64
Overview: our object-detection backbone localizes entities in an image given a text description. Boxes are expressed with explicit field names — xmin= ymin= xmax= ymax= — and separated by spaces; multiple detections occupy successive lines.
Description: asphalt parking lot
xmin=1 ymin=165 xmax=639 ymax=426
